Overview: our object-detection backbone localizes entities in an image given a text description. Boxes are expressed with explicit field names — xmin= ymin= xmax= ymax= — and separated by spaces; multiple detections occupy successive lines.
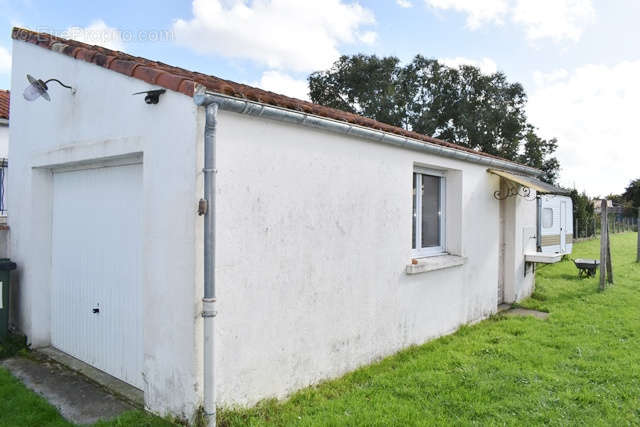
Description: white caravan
xmin=538 ymin=194 xmax=573 ymax=255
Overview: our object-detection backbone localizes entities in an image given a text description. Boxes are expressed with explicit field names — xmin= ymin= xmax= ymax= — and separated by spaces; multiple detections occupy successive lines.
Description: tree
xmin=570 ymin=189 xmax=594 ymax=235
xmin=623 ymin=179 xmax=640 ymax=208
xmin=519 ymin=127 xmax=559 ymax=184
xmin=309 ymin=54 xmax=560 ymax=183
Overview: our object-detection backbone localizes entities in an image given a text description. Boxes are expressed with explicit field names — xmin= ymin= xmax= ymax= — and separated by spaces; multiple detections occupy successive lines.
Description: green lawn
xmin=0 ymin=365 xmax=173 ymax=427
xmin=219 ymin=232 xmax=640 ymax=426
xmin=1 ymin=233 xmax=639 ymax=426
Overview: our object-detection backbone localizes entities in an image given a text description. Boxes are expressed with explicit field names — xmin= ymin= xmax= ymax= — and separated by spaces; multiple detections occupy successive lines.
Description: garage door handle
xmin=92 ymin=308 xmax=100 ymax=314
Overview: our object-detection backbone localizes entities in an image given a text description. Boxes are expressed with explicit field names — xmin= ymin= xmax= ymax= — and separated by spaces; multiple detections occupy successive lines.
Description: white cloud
xmin=172 ymin=0 xmax=376 ymax=72
xmin=532 ymin=69 xmax=569 ymax=86
xmin=358 ymin=30 xmax=377 ymax=44
xmin=396 ymin=0 xmax=413 ymax=8
xmin=0 ymin=46 xmax=11 ymax=74
xmin=440 ymin=56 xmax=498 ymax=74
xmin=513 ymin=0 xmax=595 ymax=42
xmin=528 ymin=61 xmax=640 ymax=196
xmin=252 ymin=70 xmax=310 ymax=100
xmin=425 ymin=0 xmax=509 ymax=29
xmin=65 ymin=20 xmax=124 ymax=51
xmin=425 ymin=0 xmax=595 ymax=42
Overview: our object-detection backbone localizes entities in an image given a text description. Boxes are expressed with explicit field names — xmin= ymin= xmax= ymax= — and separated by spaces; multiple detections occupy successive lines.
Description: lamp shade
xmin=22 ymin=75 xmax=51 ymax=102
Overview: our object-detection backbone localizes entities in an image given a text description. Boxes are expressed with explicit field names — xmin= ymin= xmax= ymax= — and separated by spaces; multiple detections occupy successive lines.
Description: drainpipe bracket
xmin=202 ymin=298 xmax=217 ymax=318
xmin=198 ymin=199 xmax=208 ymax=216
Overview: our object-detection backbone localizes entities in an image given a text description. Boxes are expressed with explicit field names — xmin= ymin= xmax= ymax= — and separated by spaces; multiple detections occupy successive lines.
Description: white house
xmin=0 ymin=89 xmax=9 ymax=217
xmin=9 ymin=28 xmax=554 ymax=423
xmin=0 ymin=90 xmax=8 ymax=156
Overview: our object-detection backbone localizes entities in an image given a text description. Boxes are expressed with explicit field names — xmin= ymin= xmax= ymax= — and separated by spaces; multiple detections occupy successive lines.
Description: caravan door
xmin=560 ymin=200 xmax=567 ymax=252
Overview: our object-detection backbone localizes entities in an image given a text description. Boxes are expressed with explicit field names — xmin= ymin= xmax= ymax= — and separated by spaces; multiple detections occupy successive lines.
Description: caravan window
xmin=412 ymin=169 xmax=446 ymax=257
xmin=542 ymin=208 xmax=553 ymax=228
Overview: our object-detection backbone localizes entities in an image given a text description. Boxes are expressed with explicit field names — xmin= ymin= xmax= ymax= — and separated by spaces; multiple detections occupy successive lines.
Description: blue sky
xmin=1 ymin=0 xmax=638 ymax=196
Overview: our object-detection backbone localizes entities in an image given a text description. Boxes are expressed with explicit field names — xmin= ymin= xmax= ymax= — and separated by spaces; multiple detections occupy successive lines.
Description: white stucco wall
xmin=9 ymin=40 xmax=203 ymax=418
xmin=212 ymin=111 xmax=536 ymax=406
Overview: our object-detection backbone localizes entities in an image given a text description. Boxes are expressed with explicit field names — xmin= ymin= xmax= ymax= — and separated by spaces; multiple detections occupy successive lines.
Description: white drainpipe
xmin=194 ymin=87 xmax=219 ymax=427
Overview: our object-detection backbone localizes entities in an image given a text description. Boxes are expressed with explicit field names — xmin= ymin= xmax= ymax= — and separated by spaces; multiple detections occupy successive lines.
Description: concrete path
xmin=503 ymin=307 xmax=549 ymax=320
xmin=1 ymin=356 xmax=135 ymax=425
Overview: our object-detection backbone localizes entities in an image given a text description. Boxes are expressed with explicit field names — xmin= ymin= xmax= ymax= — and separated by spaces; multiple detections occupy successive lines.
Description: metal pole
xmin=195 ymin=88 xmax=219 ymax=427
xmin=202 ymin=102 xmax=218 ymax=427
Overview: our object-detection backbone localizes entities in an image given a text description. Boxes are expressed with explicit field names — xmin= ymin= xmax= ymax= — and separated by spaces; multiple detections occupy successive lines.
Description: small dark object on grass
xmin=0 ymin=332 xmax=28 ymax=360
xmin=573 ymin=258 xmax=600 ymax=278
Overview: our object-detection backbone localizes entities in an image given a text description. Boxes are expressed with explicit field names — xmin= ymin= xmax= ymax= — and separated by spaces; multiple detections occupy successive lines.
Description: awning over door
xmin=487 ymin=169 xmax=568 ymax=194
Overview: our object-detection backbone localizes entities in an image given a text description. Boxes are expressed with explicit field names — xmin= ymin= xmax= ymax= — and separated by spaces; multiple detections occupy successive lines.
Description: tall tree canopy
xmin=309 ymin=54 xmax=560 ymax=183
xmin=623 ymin=179 xmax=640 ymax=209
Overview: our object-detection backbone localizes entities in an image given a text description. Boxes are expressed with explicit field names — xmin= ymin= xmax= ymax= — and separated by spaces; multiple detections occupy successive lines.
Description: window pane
xmin=543 ymin=208 xmax=553 ymax=228
xmin=421 ymin=174 xmax=441 ymax=248
xmin=412 ymin=173 xmax=417 ymax=249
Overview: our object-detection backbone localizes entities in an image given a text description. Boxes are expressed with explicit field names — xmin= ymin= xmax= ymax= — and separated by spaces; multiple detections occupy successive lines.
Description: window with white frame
xmin=412 ymin=168 xmax=446 ymax=257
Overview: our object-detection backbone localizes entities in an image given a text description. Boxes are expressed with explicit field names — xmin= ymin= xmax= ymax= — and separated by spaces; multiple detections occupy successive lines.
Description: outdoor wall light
xmin=23 ymin=74 xmax=75 ymax=102
xmin=132 ymin=89 xmax=166 ymax=104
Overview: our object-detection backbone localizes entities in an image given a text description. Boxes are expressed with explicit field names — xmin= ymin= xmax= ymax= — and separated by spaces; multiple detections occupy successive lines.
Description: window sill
xmin=406 ymin=254 xmax=466 ymax=275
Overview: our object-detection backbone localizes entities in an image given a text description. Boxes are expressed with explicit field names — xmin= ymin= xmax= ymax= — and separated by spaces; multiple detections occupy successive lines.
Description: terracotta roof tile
xmin=0 ymin=90 xmax=9 ymax=120
xmin=11 ymin=27 xmax=533 ymax=169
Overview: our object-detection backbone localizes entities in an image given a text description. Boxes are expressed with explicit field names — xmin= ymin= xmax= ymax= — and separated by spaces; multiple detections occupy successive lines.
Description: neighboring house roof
xmin=0 ymin=90 xmax=9 ymax=121
xmin=12 ymin=27 xmax=534 ymax=171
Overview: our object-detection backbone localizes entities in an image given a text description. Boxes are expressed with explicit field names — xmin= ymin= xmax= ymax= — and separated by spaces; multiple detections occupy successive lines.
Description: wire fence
xmin=575 ymin=213 xmax=638 ymax=241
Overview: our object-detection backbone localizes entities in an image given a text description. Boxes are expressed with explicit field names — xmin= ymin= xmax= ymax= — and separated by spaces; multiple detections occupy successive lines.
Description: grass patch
xmin=0 ymin=363 xmax=175 ymax=427
xmin=0 ymin=337 xmax=175 ymax=426
xmin=1 ymin=234 xmax=638 ymax=425
xmin=219 ymin=232 xmax=640 ymax=426
xmin=0 ymin=333 xmax=28 ymax=360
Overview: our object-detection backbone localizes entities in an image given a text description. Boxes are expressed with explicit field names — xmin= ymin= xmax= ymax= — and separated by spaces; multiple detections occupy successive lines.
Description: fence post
xmin=600 ymin=201 xmax=608 ymax=290
xmin=637 ymin=210 xmax=640 ymax=263
xmin=606 ymin=227 xmax=613 ymax=284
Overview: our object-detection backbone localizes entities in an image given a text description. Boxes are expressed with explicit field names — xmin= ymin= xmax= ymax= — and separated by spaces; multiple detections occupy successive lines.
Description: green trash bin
xmin=0 ymin=258 xmax=17 ymax=342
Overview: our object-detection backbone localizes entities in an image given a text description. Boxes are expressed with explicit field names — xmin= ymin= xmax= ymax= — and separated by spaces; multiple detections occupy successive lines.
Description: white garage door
xmin=51 ymin=163 xmax=143 ymax=389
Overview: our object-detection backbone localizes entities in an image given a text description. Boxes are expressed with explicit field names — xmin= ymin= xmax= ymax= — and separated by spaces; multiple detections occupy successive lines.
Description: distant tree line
xmin=605 ymin=178 xmax=640 ymax=217
xmin=309 ymin=54 xmax=560 ymax=183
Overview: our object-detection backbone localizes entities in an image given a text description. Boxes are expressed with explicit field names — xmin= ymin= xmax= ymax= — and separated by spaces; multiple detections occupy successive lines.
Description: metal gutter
xmin=202 ymin=92 xmax=542 ymax=177
xmin=0 ymin=119 xmax=8 ymax=126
